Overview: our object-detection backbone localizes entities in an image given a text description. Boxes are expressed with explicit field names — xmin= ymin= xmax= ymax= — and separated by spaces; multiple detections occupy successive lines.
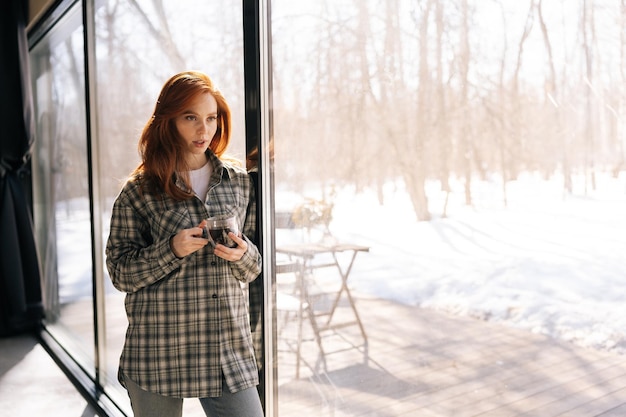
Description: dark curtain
xmin=0 ymin=0 xmax=43 ymax=336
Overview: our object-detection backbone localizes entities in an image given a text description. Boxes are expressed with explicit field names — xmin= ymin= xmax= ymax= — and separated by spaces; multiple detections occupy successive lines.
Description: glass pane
xmin=30 ymin=5 xmax=95 ymax=372
xmin=270 ymin=0 xmax=626 ymax=416
xmin=93 ymin=0 xmax=246 ymax=413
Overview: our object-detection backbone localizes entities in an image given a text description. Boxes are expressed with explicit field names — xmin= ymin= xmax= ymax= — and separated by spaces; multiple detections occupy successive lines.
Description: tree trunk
xmin=459 ymin=0 xmax=472 ymax=206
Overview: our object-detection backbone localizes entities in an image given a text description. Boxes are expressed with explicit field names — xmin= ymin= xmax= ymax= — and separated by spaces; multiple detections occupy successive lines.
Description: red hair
xmin=132 ymin=71 xmax=232 ymax=200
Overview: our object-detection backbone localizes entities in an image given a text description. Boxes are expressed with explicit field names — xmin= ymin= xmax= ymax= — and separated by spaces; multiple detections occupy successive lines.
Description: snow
xmin=55 ymin=171 xmax=626 ymax=355
xmin=316 ymin=172 xmax=626 ymax=354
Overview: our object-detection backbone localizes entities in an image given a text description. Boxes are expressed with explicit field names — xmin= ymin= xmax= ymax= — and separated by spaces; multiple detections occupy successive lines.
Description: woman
xmin=105 ymin=71 xmax=263 ymax=417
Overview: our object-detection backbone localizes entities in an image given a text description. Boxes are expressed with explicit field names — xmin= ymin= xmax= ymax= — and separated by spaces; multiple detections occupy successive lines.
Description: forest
xmin=270 ymin=0 xmax=625 ymax=220
xmin=46 ymin=0 xmax=625 ymax=222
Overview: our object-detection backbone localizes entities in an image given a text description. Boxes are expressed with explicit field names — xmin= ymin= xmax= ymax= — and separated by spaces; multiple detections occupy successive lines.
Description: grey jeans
xmin=123 ymin=373 xmax=264 ymax=417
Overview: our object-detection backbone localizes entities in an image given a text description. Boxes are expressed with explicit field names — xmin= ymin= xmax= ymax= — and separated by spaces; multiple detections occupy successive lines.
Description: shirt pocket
xmin=153 ymin=207 xmax=192 ymax=240
xmin=206 ymin=179 xmax=244 ymax=218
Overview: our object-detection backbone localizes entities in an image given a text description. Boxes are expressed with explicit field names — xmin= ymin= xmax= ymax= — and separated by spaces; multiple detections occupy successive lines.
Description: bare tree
xmin=458 ymin=0 xmax=473 ymax=206
xmin=536 ymin=0 xmax=571 ymax=193
xmin=127 ymin=0 xmax=186 ymax=69
xmin=405 ymin=0 xmax=434 ymax=221
xmin=581 ymin=0 xmax=596 ymax=194
xmin=434 ymin=0 xmax=452 ymax=216
xmin=617 ymin=0 xmax=626 ymax=175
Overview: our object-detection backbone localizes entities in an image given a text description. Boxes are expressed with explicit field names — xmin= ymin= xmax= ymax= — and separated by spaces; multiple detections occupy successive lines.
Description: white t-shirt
xmin=189 ymin=160 xmax=212 ymax=199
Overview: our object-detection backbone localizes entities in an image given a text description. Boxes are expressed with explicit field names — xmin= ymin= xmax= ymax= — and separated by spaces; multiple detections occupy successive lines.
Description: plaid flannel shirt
xmin=105 ymin=151 xmax=261 ymax=398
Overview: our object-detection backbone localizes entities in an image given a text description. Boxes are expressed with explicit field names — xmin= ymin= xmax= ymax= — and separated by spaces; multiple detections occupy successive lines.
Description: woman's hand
xmin=213 ymin=232 xmax=248 ymax=262
xmin=170 ymin=220 xmax=209 ymax=258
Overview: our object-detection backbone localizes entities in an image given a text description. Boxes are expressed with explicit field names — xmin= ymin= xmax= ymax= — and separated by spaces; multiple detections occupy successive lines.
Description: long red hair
xmin=132 ymin=71 xmax=232 ymax=200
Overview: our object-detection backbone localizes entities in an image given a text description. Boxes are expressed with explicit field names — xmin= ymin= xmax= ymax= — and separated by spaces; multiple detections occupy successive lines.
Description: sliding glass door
xmin=30 ymin=2 xmax=95 ymax=380
xmin=29 ymin=1 xmax=623 ymax=416
xmin=30 ymin=1 xmax=249 ymax=415
xmin=91 ymin=1 xmax=247 ymax=413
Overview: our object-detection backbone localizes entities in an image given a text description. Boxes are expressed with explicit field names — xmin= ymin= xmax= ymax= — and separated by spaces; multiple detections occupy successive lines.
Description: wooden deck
xmin=274 ymin=294 xmax=626 ymax=417
xmin=50 ymin=284 xmax=626 ymax=417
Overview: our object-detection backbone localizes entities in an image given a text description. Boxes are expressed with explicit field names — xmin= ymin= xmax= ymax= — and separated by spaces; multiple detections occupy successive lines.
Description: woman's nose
xmin=198 ymin=120 xmax=210 ymax=134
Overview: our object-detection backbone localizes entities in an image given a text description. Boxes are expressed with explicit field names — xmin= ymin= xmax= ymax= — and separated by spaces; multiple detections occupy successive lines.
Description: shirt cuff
xmin=231 ymin=236 xmax=262 ymax=282
xmin=157 ymin=235 xmax=184 ymax=273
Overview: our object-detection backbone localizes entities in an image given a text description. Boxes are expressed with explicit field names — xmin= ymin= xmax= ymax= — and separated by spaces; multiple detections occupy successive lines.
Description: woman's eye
xmin=185 ymin=115 xmax=197 ymax=121
xmin=208 ymin=116 xmax=217 ymax=122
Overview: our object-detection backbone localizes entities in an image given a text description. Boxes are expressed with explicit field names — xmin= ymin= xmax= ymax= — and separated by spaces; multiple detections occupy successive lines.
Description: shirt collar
xmin=174 ymin=150 xmax=230 ymax=191
xmin=206 ymin=149 xmax=229 ymax=179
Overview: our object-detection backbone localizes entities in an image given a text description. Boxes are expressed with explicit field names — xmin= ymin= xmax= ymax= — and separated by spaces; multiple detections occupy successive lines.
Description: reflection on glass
xmin=30 ymin=5 xmax=94 ymax=370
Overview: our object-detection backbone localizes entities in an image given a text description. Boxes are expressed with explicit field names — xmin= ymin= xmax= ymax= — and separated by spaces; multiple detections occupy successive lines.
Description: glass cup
xmin=205 ymin=214 xmax=240 ymax=248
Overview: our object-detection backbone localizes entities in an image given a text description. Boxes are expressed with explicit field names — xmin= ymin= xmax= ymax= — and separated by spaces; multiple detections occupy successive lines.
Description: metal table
xmin=276 ymin=242 xmax=370 ymax=374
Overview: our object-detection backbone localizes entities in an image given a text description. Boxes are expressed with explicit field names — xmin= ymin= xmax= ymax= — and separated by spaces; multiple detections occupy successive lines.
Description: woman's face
xmin=175 ymin=92 xmax=218 ymax=167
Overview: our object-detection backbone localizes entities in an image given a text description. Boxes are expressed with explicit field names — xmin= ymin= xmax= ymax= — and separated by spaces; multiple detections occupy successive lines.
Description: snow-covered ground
xmin=55 ymin=171 xmax=626 ymax=355
xmin=319 ymin=172 xmax=626 ymax=354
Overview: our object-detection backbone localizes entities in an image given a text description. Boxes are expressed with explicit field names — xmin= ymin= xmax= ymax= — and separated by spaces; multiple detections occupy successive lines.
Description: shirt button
xmin=211 ymin=261 xmax=217 ymax=266
xmin=212 ymin=294 xmax=218 ymax=299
